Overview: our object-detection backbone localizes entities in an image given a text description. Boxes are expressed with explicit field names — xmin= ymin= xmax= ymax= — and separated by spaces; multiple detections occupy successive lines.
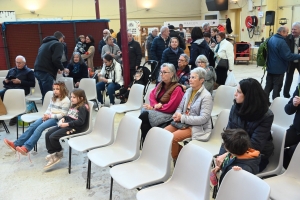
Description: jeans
xmin=0 ymin=88 xmax=7 ymax=100
xmin=34 ymin=71 xmax=54 ymax=103
xmin=264 ymin=73 xmax=285 ymax=100
xmin=283 ymin=62 xmax=300 ymax=98
xmin=14 ymin=118 xmax=57 ymax=151
xmin=96 ymin=82 xmax=121 ymax=104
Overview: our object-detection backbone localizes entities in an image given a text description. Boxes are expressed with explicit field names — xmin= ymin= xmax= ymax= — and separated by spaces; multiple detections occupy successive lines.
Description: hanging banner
xmin=127 ymin=21 xmax=140 ymax=36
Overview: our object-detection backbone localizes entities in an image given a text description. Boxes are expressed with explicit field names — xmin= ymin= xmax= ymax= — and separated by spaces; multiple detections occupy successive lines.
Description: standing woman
xmin=161 ymin=37 xmax=184 ymax=70
xmin=214 ymin=32 xmax=234 ymax=87
xmin=81 ymin=35 xmax=95 ymax=71
xmin=196 ymin=55 xmax=216 ymax=94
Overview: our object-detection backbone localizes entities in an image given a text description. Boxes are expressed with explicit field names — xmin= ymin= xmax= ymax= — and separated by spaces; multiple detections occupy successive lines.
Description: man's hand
xmin=135 ymin=66 xmax=138 ymax=70
xmin=4 ymin=79 xmax=10 ymax=83
xmin=57 ymin=70 xmax=63 ymax=74
xmin=11 ymin=78 xmax=21 ymax=84
xmin=293 ymin=96 xmax=300 ymax=107
xmin=75 ymin=82 xmax=80 ymax=87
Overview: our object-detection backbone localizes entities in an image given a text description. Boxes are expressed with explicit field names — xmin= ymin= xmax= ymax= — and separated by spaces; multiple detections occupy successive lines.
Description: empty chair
xmin=86 ymin=115 xmax=142 ymax=190
xmin=270 ymin=97 xmax=294 ymax=129
xmin=25 ymin=78 xmax=42 ymax=111
xmin=257 ymin=124 xmax=286 ymax=178
xmin=79 ymin=78 xmax=98 ymax=105
xmin=0 ymin=89 xmax=26 ymax=138
xmin=0 ymin=77 xmax=6 ymax=90
xmin=67 ymin=107 xmax=116 ymax=173
xmin=110 ymin=84 xmax=145 ymax=113
xmin=190 ymin=109 xmax=230 ymax=156
xmin=109 ymin=127 xmax=173 ymax=200
xmin=57 ymin=77 xmax=74 ymax=95
xmin=216 ymin=169 xmax=270 ymax=200
xmin=0 ymin=70 xmax=9 ymax=77
xmin=136 ymin=143 xmax=212 ymax=200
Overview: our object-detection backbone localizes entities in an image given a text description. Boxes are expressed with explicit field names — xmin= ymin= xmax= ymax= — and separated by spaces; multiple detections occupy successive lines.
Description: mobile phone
xmin=8 ymin=76 xmax=16 ymax=80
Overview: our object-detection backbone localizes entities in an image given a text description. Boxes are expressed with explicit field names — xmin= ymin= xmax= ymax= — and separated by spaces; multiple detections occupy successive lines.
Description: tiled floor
xmin=0 ymin=63 xmax=299 ymax=200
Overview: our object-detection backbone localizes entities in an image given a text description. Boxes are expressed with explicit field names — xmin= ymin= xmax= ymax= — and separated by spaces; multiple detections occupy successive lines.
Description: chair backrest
xmin=0 ymin=77 xmax=5 ymax=90
xmin=41 ymin=91 xmax=54 ymax=113
xmin=170 ymin=143 xmax=212 ymax=200
xmin=138 ymin=127 xmax=174 ymax=180
xmin=270 ymin=97 xmax=294 ymax=129
xmin=57 ymin=77 xmax=74 ymax=95
xmin=257 ymin=124 xmax=286 ymax=177
xmin=113 ymin=114 xmax=142 ymax=159
xmin=216 ymin=170 xmax=270 ymax=200
xmin=126 ymin=84 xmax=145 ymax=108
xmin=32 ymin=78 xmax=42 ymax=96
xmin=284 ymin=141 xmax=300 ymax=178
xmin=3 ymin=89 xmax=26 ymax=114
xmin=79 ymin=78 xmax=97 ymax=101
xmin=0 ymin=70 xmax=9 ymax=77
xmin=90 ymin=107 xmax=116 ymax=144
xmin=144 ymin=88 xmax=154 ymax=105
xmin=85 ymin=101 xmax=94 ymax=134
xmin=213 ymin=85 xmax=236 ymax=109
xmin=210 ymin=109 xmax=230 ymax=141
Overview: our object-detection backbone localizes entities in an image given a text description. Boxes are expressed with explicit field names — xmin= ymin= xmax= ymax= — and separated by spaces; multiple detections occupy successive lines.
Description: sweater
xmin=203 ymin=66 xmax=217 ymax=94
xmin=146 ymin=33 xmax=156 ymax=60
xmin=63 ymin=104 xmax=89 ymax=132
xmin=45 ymin=96 xmax=70 ymax=119
xmin=101 ymin=44 xmax=121 ymax=62
xmin=285 ymin=86 xmax=300 ymax=132
xmin=98 ymin=38 xmax=117 ymax=55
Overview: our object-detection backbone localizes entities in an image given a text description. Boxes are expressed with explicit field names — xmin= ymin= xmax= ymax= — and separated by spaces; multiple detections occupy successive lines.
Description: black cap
xmin=168 ymin=25 xmax=175 ymax=30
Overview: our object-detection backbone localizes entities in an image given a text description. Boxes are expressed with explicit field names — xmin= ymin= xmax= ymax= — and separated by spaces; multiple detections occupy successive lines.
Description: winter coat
xmin=99 ymin=59 xmax=124 ymax=86
xmin=128 ymin=39 xmax=142 ymax=69
xmin=176 ymin=86 xmax=213 ymax=140
xmin=65 ymin=62 xmax=88 ymax=84
xmin=161 ymin=47 xmax=184 ymax=70
xmin=285 ymin=34 xmax=300 ymax=73
xmin=214 ymin=39 xmax=234 ymax=70
xmin=285 ymin=86 xmax=300 ymax=132
xmin=189 ymin=39 xmax=210 ymax=69
xmin=146 ymin=33 xmax=156 ymax=60
xmin=169 ymin=30 xmax=186 ymax=50
xmin=81 ymin=46 xmax=95 ymax=71
xmin=150 ymin=36 xmax=170 ymax=63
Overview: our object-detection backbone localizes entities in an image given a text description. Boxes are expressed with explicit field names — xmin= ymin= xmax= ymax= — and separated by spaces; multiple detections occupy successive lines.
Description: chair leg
xmin=86 ymin=159 xmax=91 ymax=189
xmin=33 ymin=101 xmax=38 ymax=112
xmin=2 ymin=121 xmax=9 ymax=133
xmin=23 ymin=121 xmax=24 ymax=133
xmin=16 ymin=118 xmax=19 ymax=139
xmin=68 ymin=146 xmax=72 ymax=174
xmin=211 ymin=116 xmax=214 ymax=129
xmin=109 ymin=177 xmax=114 ymax=200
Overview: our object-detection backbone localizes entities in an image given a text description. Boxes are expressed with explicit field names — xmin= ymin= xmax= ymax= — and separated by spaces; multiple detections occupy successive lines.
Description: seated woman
xmin=216 ymin=78 xmax=274 ymax=172
xmin=64 ymin=52 xmax=88 ymax=87
xmin=195 ymin=54 xmax=216 ymax=94
xmin=96 ymin=54 xmax=123 ymax=107
xmin=139 ymin=63 xmax=184 ymax=145
xmin=165 ymin=67 xmax=213 ymax=162
xmin=161 ymin=37 xmax=184 ymax=70
xmin=176 ymin=54 xmax=190 ymax=91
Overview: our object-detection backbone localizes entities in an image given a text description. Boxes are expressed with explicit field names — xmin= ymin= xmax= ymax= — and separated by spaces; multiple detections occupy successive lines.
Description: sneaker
xmin=44 ymin=152 xmax=62 ymax=169
xmin=95 ymin=103 xmax=103 ymax=111
xmin=16 ymin=146 xmax=29 ymax=156
xmin=9 ymin=117 xmax=17 ymax=126
xmin=45 ymin=151 xmax=63 ymax=160
xmin=4 ymin=139 xmax=16 ymax=152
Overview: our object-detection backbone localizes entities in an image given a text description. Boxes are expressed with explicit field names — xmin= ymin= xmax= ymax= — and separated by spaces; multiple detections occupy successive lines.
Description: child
xmin=3 ymin=81 xmax=70 ymax=156
xmin=44 ymin=88 xmax=89 ymax=169
xmin=74 ymin=35 xmax=86 ymax=55
xmin=211 ymin=129 xmax=261 ymax=185
xmin=115 ymin=69 xmax=145 ymax=103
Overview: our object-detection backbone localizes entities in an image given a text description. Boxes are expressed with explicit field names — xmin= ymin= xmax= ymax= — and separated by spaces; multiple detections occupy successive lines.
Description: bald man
xmin=98 ymin=29 xmax=117 ymax=55
xmin=264 ymin=26 xmax=300 ymax=101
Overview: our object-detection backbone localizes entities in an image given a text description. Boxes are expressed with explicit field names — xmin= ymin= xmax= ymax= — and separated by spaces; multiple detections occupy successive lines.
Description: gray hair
xmin=277 ymin=26 xmax=287 ymax=33
xmin=161 ymin=63 xmax=178 ymax=82
xmin=15 ymin=55 xmax=26 ymax=62
xmin=202 ymin=22 xmax=210 ymax=29
xmin=191 ymin=67 xmax=207 ymax=80
xmin=160 ymin=26 xmax=169 ymax=34
xmin=292 ymin=22 xmax=300 ymax=29
xmin=195 ymin=55 xmax=209 ymax=66
xmin=152 ymin=28 xmax=158 ymax=33
xmin=180 ymin=54 xmax=190 ymax=63
xmin=103 ymin=29 xmax=111 ymax=35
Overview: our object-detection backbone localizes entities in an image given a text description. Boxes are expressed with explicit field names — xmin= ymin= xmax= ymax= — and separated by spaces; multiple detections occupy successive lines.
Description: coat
xmin=81 ymin=46 xmax=95 ymax=71
xmin=189 ymin=39 xmax=210 ymax=69
xmin=146 ymin=33 xmax=156 ymax=60
xmin=150 ymin=36 xmax=170 ymax=63
xmin=285 ymin=34 xmax=300 ymax=73
xmin=203 ymin=65 xmax=216 ymax=94
xmin=128 ymin=39 xmax=142 ymax=69
xmin=161 ymin=47 xmax=184 ymax=70
xmin=214 ymin=39 xmax=234 ymax=70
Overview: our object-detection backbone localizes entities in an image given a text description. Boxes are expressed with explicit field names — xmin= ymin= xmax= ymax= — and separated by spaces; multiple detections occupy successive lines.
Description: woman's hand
xmin=75 ymin=82 xmax=80 ymax=87
xmin=59 ymin=123 xmax=69 ymax=128
xmin=99 ymin=77 xmax=107 ymax=82
xmin=172 ymin=112 xmax=182 ymax=122
xmin=42 ymin=114 xmax=50 ymax=121
xmin=216 ymin=152 xmax=228 ymax=167
xmin=293 ymin=96 xmax=300 ymax=107
xmin=154 ymin=103 xmax=163 ymax=109
xmin=232 ymin=166 xmax=242 ymax=171
xmin=143 ymin=103 xmax=153 ymax=110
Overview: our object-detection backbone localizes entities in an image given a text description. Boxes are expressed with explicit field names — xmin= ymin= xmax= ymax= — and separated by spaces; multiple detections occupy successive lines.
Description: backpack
xmin=257 ymin=37 xmax=271 ymax=83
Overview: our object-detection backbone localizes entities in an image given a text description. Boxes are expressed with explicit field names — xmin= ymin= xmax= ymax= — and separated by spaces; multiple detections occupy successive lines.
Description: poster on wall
xmin=0 ymin=11 xmax=16 ymax=23
xmin=127 ymin=21 xmax=140 ymax=36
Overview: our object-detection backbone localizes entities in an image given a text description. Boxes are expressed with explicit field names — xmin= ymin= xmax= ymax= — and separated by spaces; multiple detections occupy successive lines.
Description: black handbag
xmin=217 ymin=59 xmax=229 ymax=70
xmin=171 ymin=121 xmax=190 ymax=130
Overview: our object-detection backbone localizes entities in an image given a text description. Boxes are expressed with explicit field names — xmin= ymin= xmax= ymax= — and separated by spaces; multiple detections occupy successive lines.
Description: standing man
xmin=150 ymin=26 xmax=170 ymax=81
xmin=127 ymin=32 xmax=142 ymax=82
xmin=34 ymin=31 xmax=64 ymax=102
xmin=98 ymin=29 xmax=117 ymax=55
xmin=177 ymin=23 xmax=186 ymax=41
xmin=168 ymin=25 xmax=186 ymax=50
xmin=284 ymin=22 xmax=300 ymax=98
xmin=202 ymin=22 xmax=211 ymax=33
xmin=146 ymin=28 xmax=158 ymax=75
xmin=264 ymin=26 xmax=300 ymax=101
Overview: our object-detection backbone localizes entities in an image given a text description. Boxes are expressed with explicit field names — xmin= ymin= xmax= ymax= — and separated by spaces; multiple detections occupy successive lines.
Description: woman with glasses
xmin=139 ymin=63 xmax=184 ymax=146
xmin=161 ymin=37 xmax=184 ymax=70
xmin=176 ymin=54 xmax=190 ymax=91
xmin=196 ymin=54 xmax=216 ymax=94
xmin=165 ymin=67 xmax=213 ymax=162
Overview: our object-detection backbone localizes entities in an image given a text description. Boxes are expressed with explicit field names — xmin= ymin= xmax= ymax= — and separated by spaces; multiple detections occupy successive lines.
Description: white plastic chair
xmin=0 ymin=77 xmax=5 ymax=90
xmin=86 ymin=115 xmax=142 ymax=190
xmin=110 ymin=84 xmax=145 ymax=113
xmin=257 ymin=124 xmax=286 ymax=178
xmin=0 ymin=89 xmax=26 ymax=138
xmin=264 ymin=144 xmax=300 ymax=200
xmin=78 ymin=78 xmax=98 ymax=106
xmin=57 ymin=77 xmax=74 ymax=95
xmin=190 ymin=109 xmax=230 ymax=156
xmin=0 ymin=70 xmax=9 ymax=77
xmin=109 ymin=127 xmax=173 ymax=200
xmin=216 ymin=169 xmax=270 ymax=200
xmin=67 ymin=107 xmax=116 ymax=174
xmin=25 ymin=78 xmax=42 ymax=111
xmin=270 ymin=97 xmax=294 ymax=129
xmin=136 ymin=143 xmax=212 ymax=200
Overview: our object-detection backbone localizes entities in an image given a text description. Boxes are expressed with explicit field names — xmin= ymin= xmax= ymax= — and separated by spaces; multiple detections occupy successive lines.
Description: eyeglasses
xmin=103 ymin=32 xmax=108 ymax=35
xmin=178 ymin=59 xmax=186 ymax=62
xmin=197 ymin=61 xmax=206 ymax=64
xmin=160 ymin=71 xmax=170 ymax=75
xmin=15 ymin=62 xmax=24 ymax=64
xmin=189 ymin=76 xmax=199 ymax=80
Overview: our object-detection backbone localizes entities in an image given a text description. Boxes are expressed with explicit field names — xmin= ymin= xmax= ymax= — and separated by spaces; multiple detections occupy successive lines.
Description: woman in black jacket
xmin=216 ymin=78 xmax=274 ymax=172
xmin=161 ymin=37 xmax=184 ymax=70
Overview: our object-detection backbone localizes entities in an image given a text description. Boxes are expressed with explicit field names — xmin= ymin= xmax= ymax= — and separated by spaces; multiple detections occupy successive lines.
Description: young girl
xmin=44 ymin=88 xmax=90 ymax=169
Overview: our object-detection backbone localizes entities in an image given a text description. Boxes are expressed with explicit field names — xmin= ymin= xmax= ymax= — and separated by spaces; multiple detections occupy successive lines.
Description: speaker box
xmin=206 ymin=0 xmax=228 ymax=11
xmin=265 ymin=11 xmax=275 ymax=25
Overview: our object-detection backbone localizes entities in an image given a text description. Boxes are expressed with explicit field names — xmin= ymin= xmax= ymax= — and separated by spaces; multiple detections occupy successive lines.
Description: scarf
xmin=72 ymin=63 xmax=80 ymax=74
xmin=104 ymin=63 xmax=115 ymax=80
xmin=155 ymin=82 xmax=181 ymax=104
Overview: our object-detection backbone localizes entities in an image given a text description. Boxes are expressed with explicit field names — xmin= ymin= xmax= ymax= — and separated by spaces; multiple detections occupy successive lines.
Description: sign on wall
xmin=163 ymin=20 xmax=219 ymax=28
xmin=127 ymin=21 xmax=140 ymax=36
xmin=0 ymin=11 xmax=16 ymax=23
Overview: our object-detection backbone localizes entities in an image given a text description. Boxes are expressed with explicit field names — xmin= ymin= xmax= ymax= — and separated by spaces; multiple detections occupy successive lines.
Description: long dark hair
xmin=84 ymin=35 xmax=95 ymax=51
xmin=236 ymin=78 xmax=269 ymax=121
xmin=191 ymin=27 xmax=203 ymax=41
xmin=71 ymin=88 xmax=89 ymax=110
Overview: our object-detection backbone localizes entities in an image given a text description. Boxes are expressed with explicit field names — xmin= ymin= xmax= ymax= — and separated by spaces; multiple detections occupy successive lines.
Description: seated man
xmin=0 ymin=55 xmax=35 ymax=125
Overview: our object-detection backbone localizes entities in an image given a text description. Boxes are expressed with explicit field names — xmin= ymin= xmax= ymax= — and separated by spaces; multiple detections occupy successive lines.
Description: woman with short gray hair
xmin=196 ymin=54 xmax=216 ymax=94
xmin=165 ymin=67 xmax=213 ymax=162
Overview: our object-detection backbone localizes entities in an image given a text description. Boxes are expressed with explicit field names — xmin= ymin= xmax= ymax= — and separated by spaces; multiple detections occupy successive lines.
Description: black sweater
xmin=63 ymin=105 xmax=89 ymax=133
xmin=285 ymin=86 xmax=300 ymax=132
xmin=128 ymin=40 xmax=142 ymax=69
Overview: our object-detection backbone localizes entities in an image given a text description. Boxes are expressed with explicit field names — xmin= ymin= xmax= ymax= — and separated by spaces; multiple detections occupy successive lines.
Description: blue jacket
xmin=267 ymin=33 xmax=300 ymax=74
xmin=150 ymin=36 xmax=170 ymax=63
xmin=285 ymin=86 xmax=300 ymax=132
xmin=161 ymin=47 xmax=184 ymax=70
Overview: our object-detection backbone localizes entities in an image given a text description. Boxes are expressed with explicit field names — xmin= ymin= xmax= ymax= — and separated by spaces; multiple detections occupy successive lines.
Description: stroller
xmin=138 ymin=60 xmax=159 ymax=96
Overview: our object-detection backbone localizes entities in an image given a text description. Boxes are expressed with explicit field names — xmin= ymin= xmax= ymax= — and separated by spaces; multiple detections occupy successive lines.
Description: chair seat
xmin=25 ymin=95 xmax=42 ymax=101
xmin=68 ymin=134 xmax=112 ymax=152
xmin=264 ymin=175 xmax=300 ymax=200
xmin=110 ymin=103 xmax=141 ymax=113
xmin=110 ymin=162 xmax=166 ymax=190
xmin=21 ymin=113 xmax=43 ymax=123
xmin=125 ymin=110 xmax=141 ymax=117
xmin=88 ymin=146 xmax=137 ymax=168
xmin=190 ymin=140 xmax=221 ymax=156
xmin=211 ymin=107 xmax=224 ymax=117
xmin=0 ymin=112 xmax=23 ymax=120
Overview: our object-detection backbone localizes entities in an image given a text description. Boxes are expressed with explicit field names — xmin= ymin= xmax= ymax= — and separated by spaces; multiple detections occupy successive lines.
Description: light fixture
xmin=30 ymin=10 xmax=35 ymax=14
xmin=145 ymin=8 xmax=150 ymax=11
xmin=230 ymin=0 xmax=238 ymax=4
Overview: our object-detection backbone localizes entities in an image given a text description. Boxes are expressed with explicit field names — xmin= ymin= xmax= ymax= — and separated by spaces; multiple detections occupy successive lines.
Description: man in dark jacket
xmin=168 ymin=25 xmax=186 ymax=50
xmin=98 ymin=29 xmax=117 ymax=55
xmin=264 ymin=26 xmax=300 ymax=100
xmin=34 ymin=31 xmax=64 ymax=102
xmin=283 ymin=22 xmax=300 ymax=98
xmin=0 ymin=55 xmax=35 ymax=125
xmin=128 ymin=32 xmax=142 ymax=82
xmin=146 ymin=28 xmax=158 ymax=77
xmin=150 ymin=26 xmax=170 ymax=81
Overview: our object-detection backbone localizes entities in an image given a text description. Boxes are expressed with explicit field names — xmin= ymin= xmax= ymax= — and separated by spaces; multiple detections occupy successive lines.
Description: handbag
xmin=0 ymin=98 xmax=7 ymax=115
xmin=217 ymin=58 xmax=229 ymax=70
xmin=171 ymin=121 xmax=190 ymax=130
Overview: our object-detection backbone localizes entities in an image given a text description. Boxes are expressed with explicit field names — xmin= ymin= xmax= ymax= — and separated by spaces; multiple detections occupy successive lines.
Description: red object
xmin=95 ymin=0 xmax=100 ymax=19
xmin=257 ymin=7 xmax=261 ymax=11
xmin=245 ymin=16 xmax=258 ymax=28
xmin=217 ymin=24 xmax=225 ymax=32
xmin=210 ymin=171 xmax=218 ymax=186
xmin=85 ymin=52 xmax=89 ymax=55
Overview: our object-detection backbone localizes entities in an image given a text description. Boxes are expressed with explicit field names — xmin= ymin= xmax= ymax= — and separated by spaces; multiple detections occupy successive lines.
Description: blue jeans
xmin=96 ymin=82 xmax=121 ymax=104
xmin=0 ymin=88 xmax=7 ymax=100
xmin=34 ymin=71 xmax=54 ymax=103
xmin=14 ymin=118 xmax=57 ymax=151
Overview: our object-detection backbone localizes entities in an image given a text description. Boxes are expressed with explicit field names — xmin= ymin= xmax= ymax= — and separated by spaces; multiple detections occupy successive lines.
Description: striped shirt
xmin=44 ymin=96 xmax=70 ymax=119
